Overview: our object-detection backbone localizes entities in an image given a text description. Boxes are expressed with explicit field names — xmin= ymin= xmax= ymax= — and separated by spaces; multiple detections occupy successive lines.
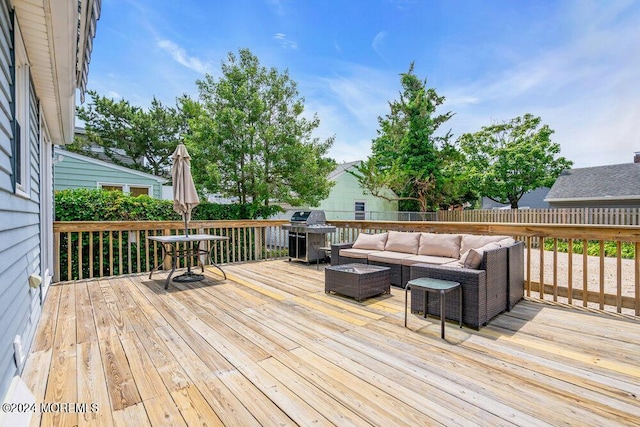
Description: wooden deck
xmin=22 ymin=260 xmax=640 ymax=426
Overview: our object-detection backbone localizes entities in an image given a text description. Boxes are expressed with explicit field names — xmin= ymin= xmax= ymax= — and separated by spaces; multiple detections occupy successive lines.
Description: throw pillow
xmin=463 ymin=242 xmax=501 ymax=269
xmin=460 ymin=235 xmax=509 ymax=256
xmin=352 ymin=232 xmax=388 ymax=251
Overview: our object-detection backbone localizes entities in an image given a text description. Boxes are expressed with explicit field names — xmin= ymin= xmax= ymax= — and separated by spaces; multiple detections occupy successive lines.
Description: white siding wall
xmin=0 ymin=0 xmax=44 ymax=401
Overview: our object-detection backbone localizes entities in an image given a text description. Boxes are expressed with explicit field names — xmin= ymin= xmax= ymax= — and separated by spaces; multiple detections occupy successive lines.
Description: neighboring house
xmin=482 ymin=187 xmax=551 ymax=209
xmin=54 ymin=147 xmax=168 ymax=199
xmin=319 ymin=161 xmax=398 ymax=220
xmin=0 ymin=0 xmax=99 ymax=406
xmin=74 ymin=126 xmax=142 ymax=166
xmin=545 ymin=155 xmax=640 ymax=208
xmin=277 ymin=161 xmax=399 ymax=220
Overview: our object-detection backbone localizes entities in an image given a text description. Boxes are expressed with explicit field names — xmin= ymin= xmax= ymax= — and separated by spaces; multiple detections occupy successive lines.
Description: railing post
xmin=256 ymin=227 xmax=264 ymax=261
xmin=53 ymin=231 xmax=60 ymax=283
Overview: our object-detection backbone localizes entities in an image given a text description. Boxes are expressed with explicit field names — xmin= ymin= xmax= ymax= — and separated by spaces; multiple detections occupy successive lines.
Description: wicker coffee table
xmin=325 ymin=264 xmax=391 ymax=302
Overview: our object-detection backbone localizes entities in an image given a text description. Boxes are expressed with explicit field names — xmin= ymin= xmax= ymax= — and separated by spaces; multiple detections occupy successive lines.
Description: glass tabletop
xmin=407 ymin=277 xmax=460 ymax=290
xmin=329 ymin=264 xmax=390 ymax=274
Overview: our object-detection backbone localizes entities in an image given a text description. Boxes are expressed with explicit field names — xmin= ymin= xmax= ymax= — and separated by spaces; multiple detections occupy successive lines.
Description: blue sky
xmin=87 ymin=0 xmax=640 ymax=168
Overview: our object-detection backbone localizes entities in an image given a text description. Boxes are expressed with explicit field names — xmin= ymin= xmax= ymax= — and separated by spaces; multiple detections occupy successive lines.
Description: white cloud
xmin=440 ymin=1 xmax=640 ymax=168
xmin=265 ymin=0 xmax=285 ymax=16
xmin=157 ymin=39 xmax=211 ymax=74
xmin=322 ymin=72 xmax=394 ymax=128
xmin=333 ymin=39 xmax=343 ymax=55
xmin=274 ymin=33 xmax=298 ymax=49
xmin=372 ymin=31 xmax=388 ymax=58
xmin=301 ymin=65 xmax=400 ymax=162
xmin=106 ymin=91 xmax=122 ymax=99
xmin=306 ymin=98 xmax=373 ymax=163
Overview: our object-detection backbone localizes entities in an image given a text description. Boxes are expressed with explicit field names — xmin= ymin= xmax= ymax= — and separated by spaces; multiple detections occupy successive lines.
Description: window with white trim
xmin=14 ymin=17 xmax=30 ymax=196
xmin=98 ymin=183 xmax=153 ymax=197
xmin=355 ymin=201 xmax=366 ymax=220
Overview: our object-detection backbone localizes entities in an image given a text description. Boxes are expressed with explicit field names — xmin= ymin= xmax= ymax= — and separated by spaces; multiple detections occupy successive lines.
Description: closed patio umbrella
xmin=172 ymin=143 xmax=200 ymax=235
xmin=171 ymin=143 xmax=201 ymax=281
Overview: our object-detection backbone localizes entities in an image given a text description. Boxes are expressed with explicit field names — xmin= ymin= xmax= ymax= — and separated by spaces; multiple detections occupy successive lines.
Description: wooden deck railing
xmin=54 ymin=219 xmax=640 ymax=316
xmin=53 ymin=219 xmax=289 ymax=282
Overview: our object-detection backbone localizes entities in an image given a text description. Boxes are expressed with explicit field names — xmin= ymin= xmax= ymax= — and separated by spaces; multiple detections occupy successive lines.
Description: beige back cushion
xmin=463 ymin=242 xmax=502 ymax=269
xmin=498 ymin=237 xmax=516 ymax=247
xmin=352 ymin=232 xmax=388 ymax=251
xmin=460 ymin=234 xmax=510 ymax=256
xmin=418 ymin=233 xmax=462 ymax=259
xmin=384 ymin=231 xmax=421 ymax=254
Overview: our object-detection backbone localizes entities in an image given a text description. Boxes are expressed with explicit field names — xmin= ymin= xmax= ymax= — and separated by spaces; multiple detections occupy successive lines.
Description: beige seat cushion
xmin=460 ymin=234 xmax=510 ymax=256
xmin=418 ymin=233 xmax=461 ymax=259
xmin=367 ymin=251 xmax=414 ymax=265
xmin=352 ymin=232 xmax=388 ymax=251
xmin=463 ymin=242 xmax=502 ymax=269
xmin=384 ymin=231 xmax=421 ymax=254
xmin=402 ymin=255 xmax=459 ymax=266
xmin=443 ymin=260 xmax=465 ymax=268
xmin=339 ymin=248 xmax=379 ymax=259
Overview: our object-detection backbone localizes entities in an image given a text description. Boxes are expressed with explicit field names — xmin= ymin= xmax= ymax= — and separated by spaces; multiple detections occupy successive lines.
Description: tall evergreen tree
xmin=75 ymin=91 xmax=186 ymax=178
xmin=352 ymin=63 xmax=461 ymax=212
xmin=186 ymin=48 xmax=335 ymax=207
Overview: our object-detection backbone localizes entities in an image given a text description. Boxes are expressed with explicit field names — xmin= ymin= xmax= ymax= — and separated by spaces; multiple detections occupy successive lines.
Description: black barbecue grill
xmin=282 ymin=210 xmax=336 ymax=263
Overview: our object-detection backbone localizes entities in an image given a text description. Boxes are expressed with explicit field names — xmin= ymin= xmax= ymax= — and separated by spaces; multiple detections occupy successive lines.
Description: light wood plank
xmin=112 ymin=402 xmax=151 ymax=427
xmin=31 ymin=284 xmax=62 ymax=352
xmin=142 ymin=393 xmax=187 ymax=427
xmin=23 ymin=350 xmax=51 ymax=427
xmin=76 ymin=341 xmax=114 ymax=426
xmin=75 ymin=282 xmax=98 ymax=344
xmin=21 ymin=261 xmax=640 ymax=427
xmin=170 ymin=385 xmax=224 ymax=427
xmin=120 ymin=333 xmax=168 ymax=401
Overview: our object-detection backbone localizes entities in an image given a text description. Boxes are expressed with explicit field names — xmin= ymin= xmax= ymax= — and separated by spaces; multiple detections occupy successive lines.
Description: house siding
xmin=317 ymin=167 xmax=398 ymax=220
xmin=0 ymin=0 xmax=43 ymax=401
xmin=54 ymin=150 xmax=163 ymax=198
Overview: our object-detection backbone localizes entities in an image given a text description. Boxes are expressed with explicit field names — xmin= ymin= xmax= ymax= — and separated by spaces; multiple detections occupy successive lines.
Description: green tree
xmin=352 ymin=63 xmax=464 ymax=212
xmin=186 ymin=48 xmax=336 ymax=207
xmin=459 ymin=114 xmax=572 ymax=208
xmin=75 ymin=90 xmax=187 ymax=179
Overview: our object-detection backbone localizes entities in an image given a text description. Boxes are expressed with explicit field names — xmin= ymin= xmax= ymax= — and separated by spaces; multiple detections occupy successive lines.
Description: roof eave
xmin=13 ymin=0 xmax=99 ymax=145
xmin=55 ymin=147 xmax=168 ymax=183
xmin=545 ymin=195 xmax=640 ymax=203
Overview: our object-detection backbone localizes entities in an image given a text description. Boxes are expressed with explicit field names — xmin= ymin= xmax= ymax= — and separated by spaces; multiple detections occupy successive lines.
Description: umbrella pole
xmin=184 ymin=215 xmax=192 ymax=274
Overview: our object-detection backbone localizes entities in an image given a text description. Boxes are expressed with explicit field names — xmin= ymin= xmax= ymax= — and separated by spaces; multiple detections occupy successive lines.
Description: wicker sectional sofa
xmin=331 ymin=231 xmax=524 ymax=329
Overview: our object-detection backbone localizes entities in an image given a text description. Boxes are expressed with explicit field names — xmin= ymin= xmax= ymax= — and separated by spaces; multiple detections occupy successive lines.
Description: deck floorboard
xmin=22 ymin=260 xmax=640 ymax=426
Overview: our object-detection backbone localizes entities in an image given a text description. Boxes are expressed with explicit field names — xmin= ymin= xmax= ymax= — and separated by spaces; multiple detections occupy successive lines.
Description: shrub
xmin=54 ymin=188 xmax=283 ymax=221
xmin=543 ymin=238 xmax=635 ymax=259
xmin=54 ymin=189 xmax=285 ymax=280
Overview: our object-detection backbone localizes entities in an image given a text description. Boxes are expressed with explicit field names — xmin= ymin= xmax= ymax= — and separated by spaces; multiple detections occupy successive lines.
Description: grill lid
xmin=290 ymin=210 xmax=327 ymax=225
xmin=291 ymin=211 xmax=312 ymax=222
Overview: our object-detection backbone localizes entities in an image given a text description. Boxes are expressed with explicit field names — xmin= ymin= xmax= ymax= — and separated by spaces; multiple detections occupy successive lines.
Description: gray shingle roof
xmin=328 ymin=160 xmax=361 ymax=180
xmin=545 ymin=163 xmax=640 ymax=201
